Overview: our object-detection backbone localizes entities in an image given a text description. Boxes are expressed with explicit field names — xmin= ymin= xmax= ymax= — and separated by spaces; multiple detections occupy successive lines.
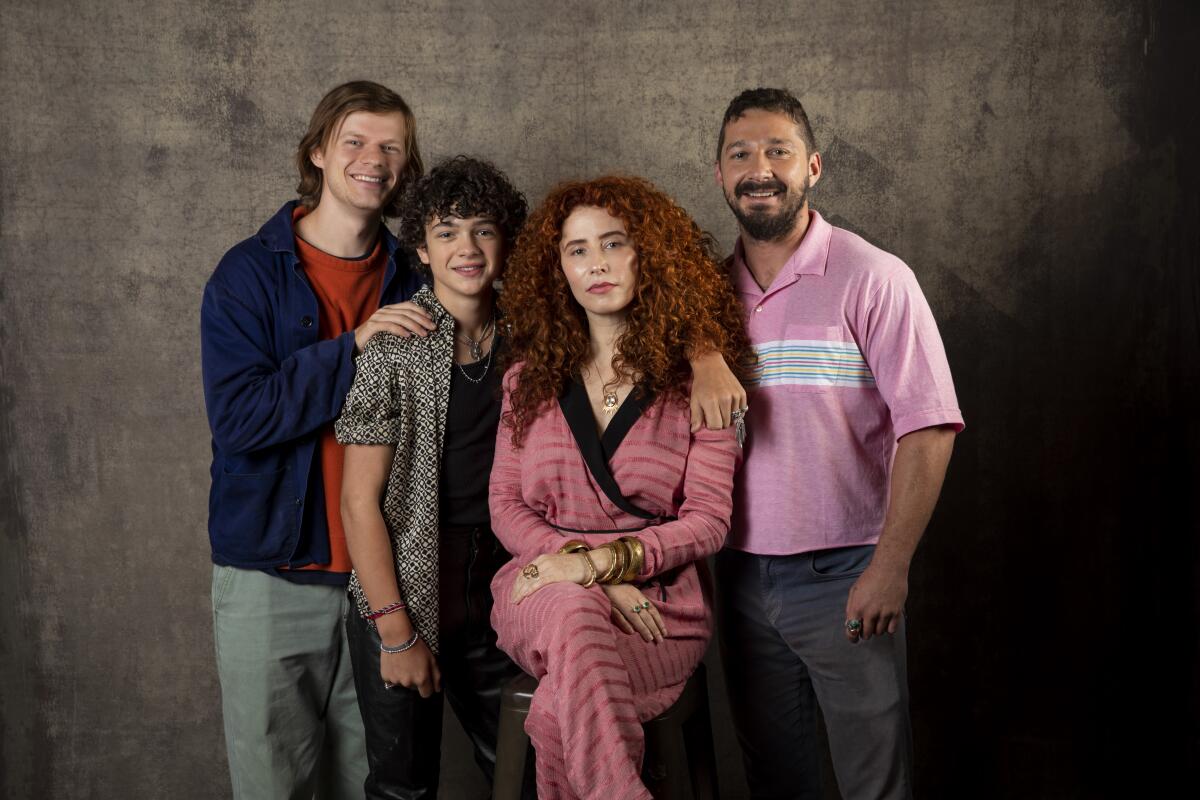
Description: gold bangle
xmin=619 ymin=536 xmax=644 ymax=582
xmin=596 ymin=543 xmax=615 ymax=583
xmin=580 ymin=552 xmax=598 ymax=588
xmin=597 ymin=542 xmax=621 ymax=584
xmin=558 ymin=539 xmax=589 ymax=555
xmin=620 ymin=538 xmax=637 ymax=583
xmin=608 ymin=540 xmax=628 ymax=585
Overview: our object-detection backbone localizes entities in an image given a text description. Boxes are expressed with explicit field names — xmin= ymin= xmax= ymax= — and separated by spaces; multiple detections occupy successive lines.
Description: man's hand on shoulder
xmin=355 ymin=302 xmax=436 ymax=352
xmin=688 ymin=350 xmax=747 ymax=432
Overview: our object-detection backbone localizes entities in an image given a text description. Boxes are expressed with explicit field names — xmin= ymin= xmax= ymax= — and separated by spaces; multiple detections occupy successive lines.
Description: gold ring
xmin=522 ymin=564 xmax=540 ymax=580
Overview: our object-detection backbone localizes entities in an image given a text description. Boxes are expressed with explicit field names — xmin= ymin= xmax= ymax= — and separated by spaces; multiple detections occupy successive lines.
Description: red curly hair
xmin=500 ymin=175 xmax=751 ymax=446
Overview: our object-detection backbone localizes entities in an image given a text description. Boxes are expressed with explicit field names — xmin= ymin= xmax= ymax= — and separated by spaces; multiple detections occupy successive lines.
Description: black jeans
xmin=347 ymin=525 xmax=534 ymax=799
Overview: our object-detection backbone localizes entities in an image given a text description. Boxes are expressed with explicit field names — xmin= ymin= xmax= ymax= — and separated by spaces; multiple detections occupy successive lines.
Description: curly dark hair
xmin=500 ymin=175 xmax=752 ymax=446
xmin=395 ymin=156 xmax=528 ymax=277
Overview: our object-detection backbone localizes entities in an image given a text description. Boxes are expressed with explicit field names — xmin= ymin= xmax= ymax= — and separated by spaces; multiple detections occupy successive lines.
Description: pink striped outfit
xmin=489 ymin=372 xmax=740 ymax=800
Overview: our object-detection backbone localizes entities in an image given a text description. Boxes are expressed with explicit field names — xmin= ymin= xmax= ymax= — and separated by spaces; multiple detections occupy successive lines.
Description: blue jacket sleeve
xmin=201 ymin=277 xmax=357 ymax=456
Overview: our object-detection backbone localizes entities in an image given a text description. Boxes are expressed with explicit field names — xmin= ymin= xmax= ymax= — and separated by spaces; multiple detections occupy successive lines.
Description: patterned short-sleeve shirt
xmin=334 ymin=285 xmax=454 ymax=653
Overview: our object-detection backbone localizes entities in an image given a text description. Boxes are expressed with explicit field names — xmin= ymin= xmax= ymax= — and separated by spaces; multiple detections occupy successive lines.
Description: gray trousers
xmin=212 ymin=565 xmax=368 ymax=800
xmin=716 ymin=546 xmax=913 ymax=800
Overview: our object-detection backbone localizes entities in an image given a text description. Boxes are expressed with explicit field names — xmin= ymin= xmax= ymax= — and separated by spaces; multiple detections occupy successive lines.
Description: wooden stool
xmin=493 ymin=662 xmax=719 ymax=799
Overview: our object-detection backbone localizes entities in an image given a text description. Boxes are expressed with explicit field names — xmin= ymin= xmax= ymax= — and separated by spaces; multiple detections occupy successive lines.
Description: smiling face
xmin=309 ymin=110 xmax=409 ymax=216
xmin=717 ymin=108 xmax=822 ymax=242
xmin=417 ymin=214 xmax=504 ymax=303
xmin=559 ymin=205 xmax=639 ymax=321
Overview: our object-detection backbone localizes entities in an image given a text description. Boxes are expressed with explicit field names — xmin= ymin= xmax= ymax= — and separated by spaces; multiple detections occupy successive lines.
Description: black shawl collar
xmin=558 ymin=379 xmax=657 ymax=520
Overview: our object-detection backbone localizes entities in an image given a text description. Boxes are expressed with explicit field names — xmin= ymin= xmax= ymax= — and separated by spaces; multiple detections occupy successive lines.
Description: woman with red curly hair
xmin=489 ymin=176 xmax=751 ymax=799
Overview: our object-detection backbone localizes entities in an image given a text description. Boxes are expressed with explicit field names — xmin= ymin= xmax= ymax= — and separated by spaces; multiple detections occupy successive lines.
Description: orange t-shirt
xmin=291 ymin=206 xmax=387 ymax=575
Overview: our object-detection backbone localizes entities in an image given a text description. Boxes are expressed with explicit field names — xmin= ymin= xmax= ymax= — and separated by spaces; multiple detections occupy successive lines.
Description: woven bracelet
xmin=365 ymin=601 xmax=407 ymax=621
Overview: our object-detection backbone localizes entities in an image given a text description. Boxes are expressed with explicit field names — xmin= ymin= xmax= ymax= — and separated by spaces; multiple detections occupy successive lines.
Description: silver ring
xmin=730 ymin=408 xmax=747 ymax=422
xmin=383 ymin=681 xmax=395 ymax=690
xmin=632 ymin=605 xmax=643 ymax=613
xmin=845 ymin=619 xmax=863 ymax=634
xmin=640 ymin=600 xmax=652 ymax=610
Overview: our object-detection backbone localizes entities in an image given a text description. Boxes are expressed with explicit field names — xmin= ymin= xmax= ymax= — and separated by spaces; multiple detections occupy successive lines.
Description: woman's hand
xmin=379 ymin=638 xmax=441 ymax=698
xmin=688 ymin=350 xmax=747 ymax=432
xmin=603 ymin=584 xmax=666 ymax=643
xmin=510 ymin=552 xmax=589 ymax=604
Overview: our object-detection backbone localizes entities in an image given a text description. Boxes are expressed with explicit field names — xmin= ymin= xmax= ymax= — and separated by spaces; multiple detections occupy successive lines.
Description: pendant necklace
xmin=602 ymin=391 xmax=619 ymax=415
xmin=456 ymin=315 xmax=495 ymax=384
xmin=458 ymin=316 xmax=494 ymax=362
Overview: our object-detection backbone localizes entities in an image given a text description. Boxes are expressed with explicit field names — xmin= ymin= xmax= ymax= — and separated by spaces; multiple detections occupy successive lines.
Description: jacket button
xmin=300 ymin=315 xmax=313 ymax=328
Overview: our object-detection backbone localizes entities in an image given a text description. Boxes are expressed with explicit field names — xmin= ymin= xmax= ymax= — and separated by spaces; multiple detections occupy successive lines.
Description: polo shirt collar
xmin=732 ymin=209 xmax=833 ymax=296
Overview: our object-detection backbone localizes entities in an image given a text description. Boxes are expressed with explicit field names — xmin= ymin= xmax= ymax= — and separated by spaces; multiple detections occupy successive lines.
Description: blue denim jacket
xmin=200 ymin=201 xmax=421 ymax=570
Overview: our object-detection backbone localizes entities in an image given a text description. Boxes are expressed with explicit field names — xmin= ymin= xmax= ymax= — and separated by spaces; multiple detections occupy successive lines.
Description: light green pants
xmin=212 ymin=565 xmax=367 ymax=800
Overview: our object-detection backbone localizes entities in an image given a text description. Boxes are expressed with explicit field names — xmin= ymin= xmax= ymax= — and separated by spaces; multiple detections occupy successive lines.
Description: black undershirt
xmin=439 ymin=338 xmax=503 ymax=527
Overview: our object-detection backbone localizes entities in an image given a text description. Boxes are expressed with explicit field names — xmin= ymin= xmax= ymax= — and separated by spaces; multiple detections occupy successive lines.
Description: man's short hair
xmin=295 ymin=80 xmax=423 ymax=218
xmin=396 ymin=156 xmax=528 ymax=278
xmin=717 ymin=87 xmax=817 ymax=161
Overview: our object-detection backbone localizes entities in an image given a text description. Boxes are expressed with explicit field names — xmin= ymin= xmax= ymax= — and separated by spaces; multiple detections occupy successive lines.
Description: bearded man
xmin=712 ymin=87 xmax=964 ymax=800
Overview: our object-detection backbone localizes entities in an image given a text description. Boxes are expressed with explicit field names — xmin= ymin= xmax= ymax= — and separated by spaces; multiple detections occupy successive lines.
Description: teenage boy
xmin=712 ymin=88 xmax=964 ymax=799
xmin=336 ymin=154 xmax=535 ymax=799
xmin=201 ymin=80 xmax=435 ymax=798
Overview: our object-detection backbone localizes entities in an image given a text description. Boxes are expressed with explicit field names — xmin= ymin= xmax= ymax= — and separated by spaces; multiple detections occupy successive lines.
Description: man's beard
xmin=726 ymin=176 xmax=809 ymax=242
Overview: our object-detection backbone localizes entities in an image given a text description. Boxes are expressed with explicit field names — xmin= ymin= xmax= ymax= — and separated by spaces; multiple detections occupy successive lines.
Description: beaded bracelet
xmin=365 ymin=601 xmax=407 ymax=621
xmin=380 ymin=630 xmax=420 ymax=654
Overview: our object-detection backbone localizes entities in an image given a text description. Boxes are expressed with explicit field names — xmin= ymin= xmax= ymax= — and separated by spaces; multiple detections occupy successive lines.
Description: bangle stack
xmin=556 ymin=537 xmax=645 ymax=586
xmin=365 ymin=601 xmax=407 ymax=621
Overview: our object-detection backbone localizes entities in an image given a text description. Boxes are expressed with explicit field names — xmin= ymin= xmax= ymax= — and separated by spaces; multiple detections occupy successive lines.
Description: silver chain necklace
xmin=456 ymin=346 xmax=493 ymax=384
xmin=457 ymin=316 xmax=495 ymax=362
xmin=455 ymin=315 xmax=496 ymax=384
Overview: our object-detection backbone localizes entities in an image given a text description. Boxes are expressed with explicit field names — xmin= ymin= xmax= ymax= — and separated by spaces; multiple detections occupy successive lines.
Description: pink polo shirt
xmin=730 ymin=209 xmax=964 ymax=555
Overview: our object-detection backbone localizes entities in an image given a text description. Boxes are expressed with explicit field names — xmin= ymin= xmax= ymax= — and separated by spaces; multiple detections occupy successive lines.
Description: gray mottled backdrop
xmin=2 ymin=1 xmax=1196 ymax=798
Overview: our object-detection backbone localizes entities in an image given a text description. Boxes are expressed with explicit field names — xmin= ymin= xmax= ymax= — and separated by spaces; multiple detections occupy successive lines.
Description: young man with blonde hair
xmin=201 ymin=80 xmax=434 ymax=798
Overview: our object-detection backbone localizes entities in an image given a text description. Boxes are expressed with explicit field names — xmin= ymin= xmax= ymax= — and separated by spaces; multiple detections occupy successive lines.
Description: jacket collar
xmin=257 ymin=200 xmax=402 ymax=262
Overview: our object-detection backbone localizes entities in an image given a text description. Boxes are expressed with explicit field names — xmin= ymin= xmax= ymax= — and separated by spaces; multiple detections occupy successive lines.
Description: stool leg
xmin=493 ymin=706 xmax=531 ymax=800
xmin=643 ymin=722 xmax=689 ymax=800
xmin=681 ymin=698 xmax=719 ymax=800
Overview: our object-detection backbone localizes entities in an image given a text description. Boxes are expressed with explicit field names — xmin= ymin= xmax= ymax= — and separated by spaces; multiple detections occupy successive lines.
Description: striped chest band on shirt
xmin=748 ymin=338 xmax=877 ymax=390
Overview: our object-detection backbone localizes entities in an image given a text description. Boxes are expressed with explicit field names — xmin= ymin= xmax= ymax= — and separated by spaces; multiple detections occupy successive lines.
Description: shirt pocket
xmin=775 ymin=324 xmax=849 ymax=394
